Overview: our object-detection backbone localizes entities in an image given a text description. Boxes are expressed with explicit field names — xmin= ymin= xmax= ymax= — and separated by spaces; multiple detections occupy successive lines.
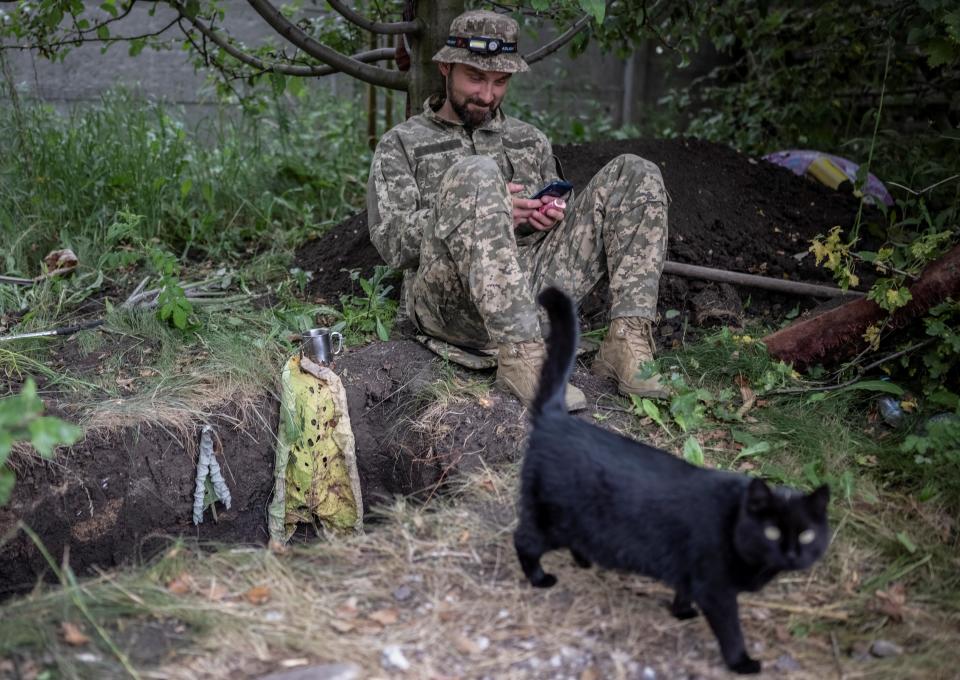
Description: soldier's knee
xmin=616 ymin=154 xmax=663 ymax=182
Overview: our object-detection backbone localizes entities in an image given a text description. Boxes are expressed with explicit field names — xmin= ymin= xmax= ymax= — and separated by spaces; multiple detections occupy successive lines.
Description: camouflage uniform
xmin=366 ymin=9 xmax=667 ymax=351
xmin=367 ymin=99 xmax=668 ymax=350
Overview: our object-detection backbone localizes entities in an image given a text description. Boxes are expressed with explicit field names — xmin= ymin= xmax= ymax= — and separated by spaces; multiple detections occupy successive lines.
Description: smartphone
xmin=530 ymin=179 xmax=573 ymax=200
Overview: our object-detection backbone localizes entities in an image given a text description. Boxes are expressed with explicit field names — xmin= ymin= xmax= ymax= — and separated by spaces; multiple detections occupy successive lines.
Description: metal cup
xmin=301 ymin=328 xmax=343 ymax=365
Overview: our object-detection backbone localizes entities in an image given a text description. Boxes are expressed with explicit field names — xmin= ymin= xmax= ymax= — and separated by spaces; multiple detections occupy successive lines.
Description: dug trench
xmin=1 ymin=137 xmax=873 ymax=595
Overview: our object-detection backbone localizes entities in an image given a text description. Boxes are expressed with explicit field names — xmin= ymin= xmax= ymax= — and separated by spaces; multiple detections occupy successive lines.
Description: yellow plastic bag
xmin=268 ymin=355 xmax=362 ymax=545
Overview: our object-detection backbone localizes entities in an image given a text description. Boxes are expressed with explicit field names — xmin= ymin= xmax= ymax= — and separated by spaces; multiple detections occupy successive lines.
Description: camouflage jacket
xmin=367 ymin=97 xmax=559 ymax=270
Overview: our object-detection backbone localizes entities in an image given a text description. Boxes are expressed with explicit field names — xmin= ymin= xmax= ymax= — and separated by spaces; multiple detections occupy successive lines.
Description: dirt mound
xmin=296 ymin=136 xmax=868 ymax=303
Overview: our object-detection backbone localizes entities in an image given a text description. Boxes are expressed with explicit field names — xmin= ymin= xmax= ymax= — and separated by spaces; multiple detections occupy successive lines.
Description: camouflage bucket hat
xmin=432 ymin=10 xmax=530 ymax=73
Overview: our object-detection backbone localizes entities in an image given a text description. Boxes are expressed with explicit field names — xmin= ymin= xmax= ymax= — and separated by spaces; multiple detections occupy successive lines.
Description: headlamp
xmin=446 ymin=35 xmax=517 ymax=56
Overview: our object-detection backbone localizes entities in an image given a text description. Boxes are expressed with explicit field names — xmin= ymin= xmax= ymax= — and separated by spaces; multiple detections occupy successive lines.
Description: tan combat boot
xmin=496 ymin=340 xmax=586 ymax=412
xmin=592 ymin=317 xmax=669 ymax=398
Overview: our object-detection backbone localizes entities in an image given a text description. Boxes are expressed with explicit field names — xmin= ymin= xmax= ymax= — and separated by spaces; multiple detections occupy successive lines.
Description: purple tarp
xmin=763 ymin=149 xmax=894 ymax=207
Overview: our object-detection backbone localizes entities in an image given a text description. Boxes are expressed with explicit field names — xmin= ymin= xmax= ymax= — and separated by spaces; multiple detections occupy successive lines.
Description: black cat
xmin=514 ymin=287 xmax=830 ymax=674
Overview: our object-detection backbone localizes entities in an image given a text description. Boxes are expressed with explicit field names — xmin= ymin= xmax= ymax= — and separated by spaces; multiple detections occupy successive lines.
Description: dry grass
xmin=80 ymin=377 xmax=269 ymax=449
xmin=3 ymin=463 xmax=957 ymax=680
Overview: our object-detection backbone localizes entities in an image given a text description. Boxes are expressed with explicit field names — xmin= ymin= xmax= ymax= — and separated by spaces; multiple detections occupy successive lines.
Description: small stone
xmin=774 ymin=654 xmax=801 ymax=672
xmin=642 ymin=666 xmax=656 ymax=679
xmin=392 ymin=585 xmax=413 ymax=601
xmin=550 ymin=654 xmax=562 ymax=668
xmin=382 ymin=645 xmax=410 ymax=672
xmin=870 ymin=640 xmax=903 ymax=658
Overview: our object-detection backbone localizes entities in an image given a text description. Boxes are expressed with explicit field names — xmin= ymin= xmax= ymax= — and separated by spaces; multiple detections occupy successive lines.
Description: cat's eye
xmin=798 ymin=529 xmax=816 ymax=545
xmin=764 ymin=526 xmax=781 ymax=541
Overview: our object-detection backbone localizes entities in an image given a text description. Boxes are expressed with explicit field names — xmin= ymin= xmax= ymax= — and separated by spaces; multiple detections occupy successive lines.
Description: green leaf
xmin=172 ymin=306 xmax=189 ymax=330
xmin=0 ymin=467 xmax=14 ymax=506
xmin=896 ymin=531 xmax=917 ymax=554
xmin=375 ymin=316 xmax=389 ymax=341
xmin=359 ymin=277 xmax=373 ymax=297
xmin=129 ymin=37 xmax=146 ymax=57
xmin=184 ymin=0 xmax=200 ymax=19
xmin=924 ymin=38 xmax=957 ymax=68
xmin=578 ymin=0 xmax=605 ymax=24
xmin=665 ymin=309 xmax=680 ymax=319
xmin=633 ymin=396 xmax=670 ymax=433
xmin=96 ymin=24 xmax=110 ymax=41
xmin=270 ymin=73 xmax=287 ymax=97
xmin=28 ymin=416 xmax=82 ymax=457
xmin=735 ymin=441 xmax=772 ymax=459
xmin=945 ymin=9 xmax=960 ymax=42
xmin=682 ymin=437 xmax=704 ymax=466
xmin=838 ymin=380 xmax=905 ymax=396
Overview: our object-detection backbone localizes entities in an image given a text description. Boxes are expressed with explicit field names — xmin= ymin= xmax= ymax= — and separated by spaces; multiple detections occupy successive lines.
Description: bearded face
xmin=443 ymin=63 xmax=511 ymax=130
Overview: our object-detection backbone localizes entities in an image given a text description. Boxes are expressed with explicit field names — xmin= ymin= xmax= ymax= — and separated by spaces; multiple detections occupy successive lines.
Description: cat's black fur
xmin=514 ymin=288 xmax=831 ymax=674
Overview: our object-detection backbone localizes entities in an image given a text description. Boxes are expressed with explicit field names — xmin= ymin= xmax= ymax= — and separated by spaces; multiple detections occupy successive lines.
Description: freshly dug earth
xmin=296 ymin=136 xmax=869 ymax=304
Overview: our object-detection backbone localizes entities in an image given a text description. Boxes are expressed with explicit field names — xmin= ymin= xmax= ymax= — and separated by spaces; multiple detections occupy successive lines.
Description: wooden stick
xmin=739 ymin=598 xmax=850 ymax=621
xmin=663 ymin=261 xmax=863 ymax=299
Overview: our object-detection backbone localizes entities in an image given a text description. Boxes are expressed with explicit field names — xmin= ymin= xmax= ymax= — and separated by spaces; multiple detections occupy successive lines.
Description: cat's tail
xmin=531 ymin=287 xmax=579 ymax=418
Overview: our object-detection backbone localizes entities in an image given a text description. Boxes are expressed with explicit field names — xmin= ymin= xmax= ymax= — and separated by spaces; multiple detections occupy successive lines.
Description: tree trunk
xmin=407 ymin=0 xmax=464 ymax=116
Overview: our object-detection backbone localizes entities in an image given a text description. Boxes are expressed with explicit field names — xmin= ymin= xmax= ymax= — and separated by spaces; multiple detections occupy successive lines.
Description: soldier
xmin=367 ymin=9 xmax=668 ymax=411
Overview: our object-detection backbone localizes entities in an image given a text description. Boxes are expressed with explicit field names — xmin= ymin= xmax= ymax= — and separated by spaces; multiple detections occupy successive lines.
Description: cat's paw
xmin=532 ymin=573 xmax=557 ymax=588
xmin=728 ymin=655 xmax=761 ymax=674
xmin=670 ymin=603 xmax=699 ymax=620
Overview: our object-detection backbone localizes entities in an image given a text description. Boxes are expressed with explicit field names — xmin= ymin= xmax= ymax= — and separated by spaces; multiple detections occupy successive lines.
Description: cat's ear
xmin=745 ymin=478 xmax=774 ymax=515
xmin=805 ymin=484 xmax=830 ymax=518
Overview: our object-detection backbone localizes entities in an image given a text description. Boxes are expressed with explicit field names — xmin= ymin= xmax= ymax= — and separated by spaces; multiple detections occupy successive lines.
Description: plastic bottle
xmin=877 ymin=396 xmax=904 ymax=428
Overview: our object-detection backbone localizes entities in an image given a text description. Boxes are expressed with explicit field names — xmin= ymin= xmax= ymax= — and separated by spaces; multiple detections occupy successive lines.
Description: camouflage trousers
xmin=408 ymin=154 xmax=669 ymax=349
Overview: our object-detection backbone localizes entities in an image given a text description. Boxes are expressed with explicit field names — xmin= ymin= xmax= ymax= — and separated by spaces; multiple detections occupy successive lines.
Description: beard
xmin=447 ymin=78 xmax=498 ymax=130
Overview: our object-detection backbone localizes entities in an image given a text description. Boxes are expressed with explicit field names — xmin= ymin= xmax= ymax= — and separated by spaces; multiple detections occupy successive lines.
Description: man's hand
xmin=508 ymin=182 xmax=565 ymax=232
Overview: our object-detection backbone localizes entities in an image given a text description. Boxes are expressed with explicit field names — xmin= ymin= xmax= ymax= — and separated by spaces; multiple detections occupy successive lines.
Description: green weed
xmin=318 ymin=266 xmax=399 ymax=345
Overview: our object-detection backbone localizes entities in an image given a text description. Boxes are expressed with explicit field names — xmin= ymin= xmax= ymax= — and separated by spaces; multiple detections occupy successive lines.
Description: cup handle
xmin=331 ymin=331 xmax=343 ymax=355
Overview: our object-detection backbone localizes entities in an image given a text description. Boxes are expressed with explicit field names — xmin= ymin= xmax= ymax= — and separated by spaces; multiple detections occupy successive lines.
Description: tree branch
xmin=524 ymin=13 xmax=592 ymax=65
xmin=177 ymin=6 xmax=395 ymax=78
xmin=0 ymin=15 xmax=180 ymax=52
xmin=326 ymin=0 xmax=420 ymax=35
xmin=246 ymin=0 xmax=408 ymax=91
